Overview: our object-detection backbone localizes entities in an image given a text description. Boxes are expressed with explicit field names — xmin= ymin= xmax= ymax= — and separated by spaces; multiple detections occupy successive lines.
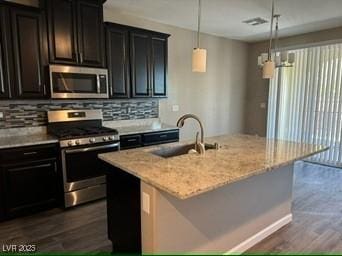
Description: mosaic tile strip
xmin=0 ymin=100 xmax=159 ymax=129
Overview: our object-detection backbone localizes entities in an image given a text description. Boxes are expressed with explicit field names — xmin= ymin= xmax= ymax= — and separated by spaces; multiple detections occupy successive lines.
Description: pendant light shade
xmin=192 ymin=0 xmax=207 ymax=73
xmin=262 ymin=60 xmax=275 ymax=79
xmin=192 ymin=48 xmax=207 ymax=72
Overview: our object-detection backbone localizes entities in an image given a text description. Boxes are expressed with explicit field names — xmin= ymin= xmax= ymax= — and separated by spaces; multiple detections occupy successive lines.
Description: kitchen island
xmin=99 ymin=134 xmax=327 ymax=254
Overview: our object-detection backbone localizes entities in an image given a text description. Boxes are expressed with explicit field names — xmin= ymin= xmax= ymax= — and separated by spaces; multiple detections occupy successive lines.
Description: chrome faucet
xmin=177 ymin=114 xmax=206 ymax=154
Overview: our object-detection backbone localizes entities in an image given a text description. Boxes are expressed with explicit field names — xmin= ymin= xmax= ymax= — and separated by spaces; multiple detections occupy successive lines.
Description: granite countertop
xmin=0 ymin=134 xmax=58 ymax=150
xmin=106 ymin=123 xmax=178 ymax=136
xmin=0 ymin=122 xmax=177 ymax=149
xmin=99 ymin=134 xmax=328 ymax=200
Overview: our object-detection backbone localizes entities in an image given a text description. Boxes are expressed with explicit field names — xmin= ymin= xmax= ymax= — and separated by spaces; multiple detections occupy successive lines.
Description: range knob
xmin=75 ymin=140 xmax=80 ymax=145
xmin=68 ymin=141 xmax=73 ymax=146
xmin=109 ymin=135 xmax=116 ymax=141
xmin=89 ymin=138 xmax=96 ymax=143
xmin=103 ymin=137 xmax=108 ymax=141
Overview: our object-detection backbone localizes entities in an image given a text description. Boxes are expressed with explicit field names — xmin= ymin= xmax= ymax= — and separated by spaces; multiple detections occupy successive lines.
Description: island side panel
xmin=141 ymin=164 xmax=294 ymax=254
xmin=104 ymin=162 xmax=142 ymax=253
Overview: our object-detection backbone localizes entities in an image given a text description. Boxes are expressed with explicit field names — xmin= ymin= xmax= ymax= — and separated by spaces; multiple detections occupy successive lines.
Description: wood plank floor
xmin=248 ymin=161 xmax=342 ymax=253
xmin=0 ymin=161 xmax=341 ymax=253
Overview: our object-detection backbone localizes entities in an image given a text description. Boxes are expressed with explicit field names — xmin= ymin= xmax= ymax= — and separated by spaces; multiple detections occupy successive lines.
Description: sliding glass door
xmin=267 ymin=43 xmax=342 ymax=167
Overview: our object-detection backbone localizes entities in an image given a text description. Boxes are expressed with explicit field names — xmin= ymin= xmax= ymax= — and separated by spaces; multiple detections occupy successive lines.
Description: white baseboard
xmin=224 ymin=214 xmax=293 ymax=255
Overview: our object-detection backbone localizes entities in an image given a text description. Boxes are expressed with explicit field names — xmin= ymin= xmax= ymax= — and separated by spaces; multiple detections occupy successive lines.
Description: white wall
xmin=103 ymin=7 xmax=248 ymax=140
xmin=6 ymin=0 xmax=249 ymax=141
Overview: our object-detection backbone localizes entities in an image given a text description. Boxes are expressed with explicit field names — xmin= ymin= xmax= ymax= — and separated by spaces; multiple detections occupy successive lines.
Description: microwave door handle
xmin=97 ymin=75 xmax=100 ymax=93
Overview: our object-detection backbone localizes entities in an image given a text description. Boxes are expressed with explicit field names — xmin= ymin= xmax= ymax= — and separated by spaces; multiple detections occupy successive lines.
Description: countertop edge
xmin=0 ymin=138 xmax=59 ymax=150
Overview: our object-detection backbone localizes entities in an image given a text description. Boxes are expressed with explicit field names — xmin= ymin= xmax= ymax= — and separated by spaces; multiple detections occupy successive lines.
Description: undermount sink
xmin=151 ymin=143 xmax=218 ymax=158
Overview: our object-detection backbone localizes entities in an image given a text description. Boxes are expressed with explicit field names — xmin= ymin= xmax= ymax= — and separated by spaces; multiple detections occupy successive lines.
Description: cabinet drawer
xmin=0 ymin=144 xmax=58 ymax=164
xmin=142 ymin=130 xmax=179 ymax=146
xmin=120 ymin=134 xmax=142 ymax=150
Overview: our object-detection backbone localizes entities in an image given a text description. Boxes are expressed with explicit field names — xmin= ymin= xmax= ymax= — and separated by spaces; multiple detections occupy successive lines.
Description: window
xmin=267 ymin=43 xmax=342 ymax=167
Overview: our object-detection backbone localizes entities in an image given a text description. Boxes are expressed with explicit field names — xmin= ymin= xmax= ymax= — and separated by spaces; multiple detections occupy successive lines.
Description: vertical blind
xmin=267 ymin=43 xmax=342 ymax=167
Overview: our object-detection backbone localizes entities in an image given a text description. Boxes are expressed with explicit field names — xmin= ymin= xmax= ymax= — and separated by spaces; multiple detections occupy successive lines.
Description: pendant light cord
xmin=268 ymin=0 xmax=275 ymax=60
xmin=197 ymin=0 xmax=201 ymax=49
xmin=274 ymin=15 xmax=279 ymax=53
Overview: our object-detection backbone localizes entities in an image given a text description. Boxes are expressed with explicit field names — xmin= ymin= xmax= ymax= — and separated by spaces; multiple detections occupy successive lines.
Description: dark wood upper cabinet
xmin=44 ymin=0 xmax=105 ymax=67
xmin=130 ymin=32 xmax=150 ymax=97
xmin=10 ymin=7 xmax=48 ymax=99
xmin=151 ymin=35 xmax=168 ymax=97
xmin=0 ymin=5 xmax=10 ymax=99
xmin=46 ymin=0 xmax=78 ymax=64
xmin=77 ymin=0 xmax=104 ymax=66
xmin=105 ymin=23 xmax=170 ymax=98
xmin=105 ymin=24 xmax=130 ymax=98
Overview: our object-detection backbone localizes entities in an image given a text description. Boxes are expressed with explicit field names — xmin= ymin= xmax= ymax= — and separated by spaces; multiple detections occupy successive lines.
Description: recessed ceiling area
xmin=104 ymin=0 xmax=342 ymax=42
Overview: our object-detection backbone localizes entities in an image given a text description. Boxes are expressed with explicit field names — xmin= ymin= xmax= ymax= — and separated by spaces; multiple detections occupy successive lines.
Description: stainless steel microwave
xmin=49 ymin=65 xmax=109 ymax=99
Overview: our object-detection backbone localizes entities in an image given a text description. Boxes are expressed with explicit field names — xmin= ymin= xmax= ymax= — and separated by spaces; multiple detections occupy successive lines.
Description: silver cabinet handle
xmin=159 ymin=135 xmax=168 ymax=138
xmin=23 ymin=151 xmax=37 ymax=155
xmin=127 ymin=138 xmax=138 ymax=142
xmin=79 ymin=52 xmax=83 ymax=63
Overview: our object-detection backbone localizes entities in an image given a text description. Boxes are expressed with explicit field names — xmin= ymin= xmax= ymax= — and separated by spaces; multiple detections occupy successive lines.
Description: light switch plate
xmin=260 ymin=102 xmax=266 ymax=109
xmin=142 ymin=192 xmax=150 ymax=215
xmin=0 ymin=112 xmax=3 ymax=119
xmin=172 ymin=105 xmax=179 ymax=112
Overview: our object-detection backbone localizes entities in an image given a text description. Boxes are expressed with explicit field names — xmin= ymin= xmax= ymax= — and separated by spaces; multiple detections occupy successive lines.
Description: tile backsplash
xmin=0 ymin=100 xmax=159 ymax=129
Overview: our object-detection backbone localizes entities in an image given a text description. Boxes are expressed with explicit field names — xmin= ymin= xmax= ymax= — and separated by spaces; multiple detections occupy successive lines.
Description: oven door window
xmin=52 ymin=72 xmax=98 ymax=93
xmin=64 ymin=145 xmax=118 ymax=183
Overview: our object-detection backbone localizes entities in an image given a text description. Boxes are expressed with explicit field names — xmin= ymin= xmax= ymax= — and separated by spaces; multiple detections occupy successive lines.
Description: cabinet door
xmin=151 ymin=35 xmax=168 ymax=97
xmin=3 ymin=160 xmax=57 ymax=218
xmin=10 ymin=8 xmax=47 ymax=98
xmin=106 ymin=25 xmax=130 ymax=98
xmin=46 ymin=0 xmax=78 ymax=64
xmin=77 ymin=0 xmax=104 ymax=67
xmin=130 ymin=32 xmax=151 ymax=97
xmin=0 ymin=6 xmax=10 ymax=99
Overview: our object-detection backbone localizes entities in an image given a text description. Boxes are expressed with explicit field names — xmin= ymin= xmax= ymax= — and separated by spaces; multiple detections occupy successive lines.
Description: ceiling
xmin=104 ymin=0 xmax=342 ymax=42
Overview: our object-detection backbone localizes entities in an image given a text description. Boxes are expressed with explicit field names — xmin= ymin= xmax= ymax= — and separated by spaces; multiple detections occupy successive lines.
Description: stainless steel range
xmin=47 ymin=109 xmax=119 ymax=208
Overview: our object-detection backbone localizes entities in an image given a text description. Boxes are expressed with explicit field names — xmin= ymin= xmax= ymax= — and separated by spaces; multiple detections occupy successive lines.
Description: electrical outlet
xmin=260 ymin=102 xmax=266 ymax=109
xmin=172 ymin=105 xmax=179 ymax=112
xmin=142 ymin=192 xmax=150 ymax=215
xmin=0 ymin=111 xmax=3 ymax=119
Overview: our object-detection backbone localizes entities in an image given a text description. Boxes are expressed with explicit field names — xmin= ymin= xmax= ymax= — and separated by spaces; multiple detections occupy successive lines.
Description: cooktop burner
xmin=47 ymin=109 xmax=120 ymax=148
xmin=51 ymin=126 xmax=118 ymax=139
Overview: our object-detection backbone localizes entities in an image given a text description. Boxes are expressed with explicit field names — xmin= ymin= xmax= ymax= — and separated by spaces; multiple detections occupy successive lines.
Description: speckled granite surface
xmin=0 ymin=134 xmax=58 ymax=149
xmin=0 ymin=120 xmax=177 ymax=149
xmin=104 ymin=118 xmax=178 ymax=135
xmin=116 ymin=123 xmax=178 ymax=136
xmin=99 ymin=134 xmax=328 ymax=200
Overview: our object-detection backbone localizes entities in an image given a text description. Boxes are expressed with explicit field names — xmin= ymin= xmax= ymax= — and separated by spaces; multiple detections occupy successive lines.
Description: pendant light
xmin=258 ymin=0 xmax=295 ymax=79
xmin=192 ymin=0 xmax=207 ymax=72
xmin=262 ymin=0 xmax=275 ymax=79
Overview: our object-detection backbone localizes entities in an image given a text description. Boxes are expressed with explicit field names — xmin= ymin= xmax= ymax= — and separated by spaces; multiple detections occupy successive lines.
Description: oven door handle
xmin=65 ymin=142 xmax=120 ymax=154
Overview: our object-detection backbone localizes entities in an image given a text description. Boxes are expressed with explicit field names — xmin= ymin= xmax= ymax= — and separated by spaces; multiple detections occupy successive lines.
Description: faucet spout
xmin=176 ymin=114 xmax=205 ymax=154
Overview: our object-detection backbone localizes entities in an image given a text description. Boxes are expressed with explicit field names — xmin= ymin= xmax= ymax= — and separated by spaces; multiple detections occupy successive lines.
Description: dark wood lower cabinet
xmin=0 ymin=144 xmax=58 ymax=221
xmin=120 ymin=130 xmax=179 ymax=150
xmin=3 ymin=160 xmax=57 ymax=218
